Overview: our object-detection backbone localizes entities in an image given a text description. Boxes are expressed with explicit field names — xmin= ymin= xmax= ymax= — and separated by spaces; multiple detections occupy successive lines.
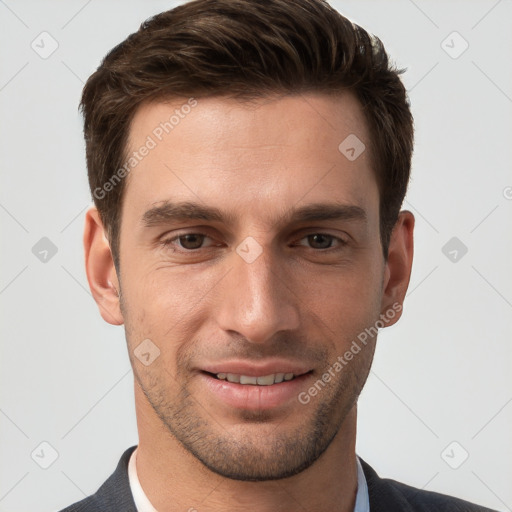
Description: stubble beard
xmin=133 ymin=348 xmax=374 ymax=482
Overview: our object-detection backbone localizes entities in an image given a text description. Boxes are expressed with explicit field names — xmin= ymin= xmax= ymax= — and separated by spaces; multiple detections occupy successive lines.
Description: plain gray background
xmin=1 ymin=1 xmax=511 ymax=511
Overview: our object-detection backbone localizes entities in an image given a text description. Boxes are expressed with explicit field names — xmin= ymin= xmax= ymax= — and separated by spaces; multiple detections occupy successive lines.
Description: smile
xmin=199 ymin=369 xmax=313 ymax=410
xmin=214 ymin=372 xmax=297 ymax=385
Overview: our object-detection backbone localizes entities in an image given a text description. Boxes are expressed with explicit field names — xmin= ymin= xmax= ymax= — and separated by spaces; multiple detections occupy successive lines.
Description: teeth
xmin=256 ymin=375 xmax=275 ymax=386
xmin=216 ymin=372 xmax=296 ymax=385
xmin=240 ymin=375 xmax=258 ymax=385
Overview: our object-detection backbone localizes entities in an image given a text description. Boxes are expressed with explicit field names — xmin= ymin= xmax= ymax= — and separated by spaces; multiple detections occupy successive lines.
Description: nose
xmin=215 ymin=242 xmax=300 ymax=344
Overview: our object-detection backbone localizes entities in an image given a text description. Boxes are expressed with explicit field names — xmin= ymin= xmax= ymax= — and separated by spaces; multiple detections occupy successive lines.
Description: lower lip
xmin=199 ymin=372 xmax=312 ymax=411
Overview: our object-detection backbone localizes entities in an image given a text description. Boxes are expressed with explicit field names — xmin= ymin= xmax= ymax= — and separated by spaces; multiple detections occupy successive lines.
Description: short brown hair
xmin=80 ymin=0 xmax=413 ymax=270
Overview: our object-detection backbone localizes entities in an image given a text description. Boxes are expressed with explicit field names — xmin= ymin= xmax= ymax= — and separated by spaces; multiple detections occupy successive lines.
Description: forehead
xmin=123 ymin=93 xmax=378 ymax=229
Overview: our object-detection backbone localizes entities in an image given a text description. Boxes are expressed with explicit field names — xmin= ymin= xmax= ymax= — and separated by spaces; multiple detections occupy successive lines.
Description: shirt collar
xmin=355 ymin=455 xmax=371 ymax=512
xmin=128 ymin=447 xmax=158 ymax=512
xmin=128 ymin=448 xmax=370 ymax=512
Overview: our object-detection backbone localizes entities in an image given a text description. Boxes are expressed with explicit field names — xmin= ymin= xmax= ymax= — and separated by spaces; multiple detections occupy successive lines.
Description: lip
xmin=199 ymin=359 xmax=312 ymax=377
xmin=198 ymin=367 xmax=313 ymax=411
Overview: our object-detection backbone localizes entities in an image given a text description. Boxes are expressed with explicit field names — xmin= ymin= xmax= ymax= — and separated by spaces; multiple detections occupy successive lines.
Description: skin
xmin=84 ymin=93 xmax=414 ymax=512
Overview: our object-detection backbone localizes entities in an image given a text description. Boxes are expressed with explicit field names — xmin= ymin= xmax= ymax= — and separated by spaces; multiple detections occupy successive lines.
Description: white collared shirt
xmin=128 ymin=447 xmax=370 ymax=511
xmin=128 ymin=448 xmax=158 ymax=512
xmin=354 ymin=455 xmax=370 ymax=512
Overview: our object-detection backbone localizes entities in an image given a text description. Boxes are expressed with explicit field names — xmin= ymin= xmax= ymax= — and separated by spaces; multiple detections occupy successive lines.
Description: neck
xmin=134 ymin=381 xmax=359 ymax=512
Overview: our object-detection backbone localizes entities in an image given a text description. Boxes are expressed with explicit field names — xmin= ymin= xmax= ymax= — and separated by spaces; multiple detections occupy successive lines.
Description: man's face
xmin=117 ymin=93 xmax=391 ymax=480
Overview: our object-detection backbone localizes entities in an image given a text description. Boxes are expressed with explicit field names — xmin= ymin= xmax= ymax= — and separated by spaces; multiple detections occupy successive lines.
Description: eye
xmin=161 ymin=233 xmax=215 ymax=251
xmin=297 ymin=233 xmax=347 ymax=250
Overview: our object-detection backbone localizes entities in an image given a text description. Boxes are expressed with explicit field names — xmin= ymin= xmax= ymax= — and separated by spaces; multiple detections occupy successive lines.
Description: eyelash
xmin=160 ymin=232 xmax=348 ymax=252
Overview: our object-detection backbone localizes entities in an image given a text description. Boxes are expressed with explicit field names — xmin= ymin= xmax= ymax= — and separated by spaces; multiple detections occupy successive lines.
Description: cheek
xmin=126 ymin=262 xmax=216 ymax=314
xmin=300 ymin=264 xmax=383 ymax=350
xmin=122 ymin=266 xmax=217 ymax=359
xmin=305 ymin=261 xmax=382 ymax=313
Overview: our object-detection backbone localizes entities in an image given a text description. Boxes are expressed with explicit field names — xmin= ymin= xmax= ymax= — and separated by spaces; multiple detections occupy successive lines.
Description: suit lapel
xmin=359 ymin=457 xmax=415 ymax=512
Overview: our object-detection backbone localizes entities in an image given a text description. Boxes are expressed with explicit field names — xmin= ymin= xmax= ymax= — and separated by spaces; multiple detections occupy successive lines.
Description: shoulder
xmin=57 ymin=446 xmax=138 ymax=512
xmin=359 ymin=458 xmax=499 ymax=512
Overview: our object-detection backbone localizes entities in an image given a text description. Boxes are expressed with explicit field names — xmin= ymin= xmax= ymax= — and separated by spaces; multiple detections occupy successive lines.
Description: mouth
xmin=204 ymin=371 xmax=306 ymax=385
xmin=198 ymin=369 xmax=314 ymax=410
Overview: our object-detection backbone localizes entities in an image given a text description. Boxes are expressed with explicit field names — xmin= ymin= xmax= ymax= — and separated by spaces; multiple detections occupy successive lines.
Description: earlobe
xmin=83 ymin=206 xmax=124 ymax=326
xmin=380 ymin=210 xmax=415 ymax=326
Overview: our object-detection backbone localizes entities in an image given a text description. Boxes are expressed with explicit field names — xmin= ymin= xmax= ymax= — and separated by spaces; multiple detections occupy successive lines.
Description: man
xmin=60 ymin=0 xmax=497 ymax=510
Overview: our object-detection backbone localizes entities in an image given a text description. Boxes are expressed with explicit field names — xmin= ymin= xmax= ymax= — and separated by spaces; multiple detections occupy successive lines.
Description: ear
xmin=83 ymin=206 xmax=124 ymax=325
xmin=380 ymin=210 xmax=414 ymax=326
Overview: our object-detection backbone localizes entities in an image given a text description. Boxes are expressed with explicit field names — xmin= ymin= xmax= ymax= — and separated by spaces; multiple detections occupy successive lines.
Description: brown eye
xmin=177 ymin=234 xmax=206 ymax=249
xmin=295 ymin=233 xmax=348 ymax=251
xmin=307 ymin=234 xmax=334 ymax=249
xmin=161 ymin=232 xmax=215 ymax=252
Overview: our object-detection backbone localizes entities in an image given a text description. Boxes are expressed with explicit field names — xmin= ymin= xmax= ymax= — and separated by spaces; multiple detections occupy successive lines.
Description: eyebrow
xmin=141 ymin=200 xmax=367 ymax=229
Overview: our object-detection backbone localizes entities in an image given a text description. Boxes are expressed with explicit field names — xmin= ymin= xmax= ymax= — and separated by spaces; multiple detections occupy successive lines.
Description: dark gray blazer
xmin=58 ymin=445 xmax=498 ymax=511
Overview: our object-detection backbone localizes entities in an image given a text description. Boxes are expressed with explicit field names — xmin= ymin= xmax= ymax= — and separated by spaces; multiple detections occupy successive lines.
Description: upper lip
xmin=199 ymin=360 xmax=312 ymax=377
